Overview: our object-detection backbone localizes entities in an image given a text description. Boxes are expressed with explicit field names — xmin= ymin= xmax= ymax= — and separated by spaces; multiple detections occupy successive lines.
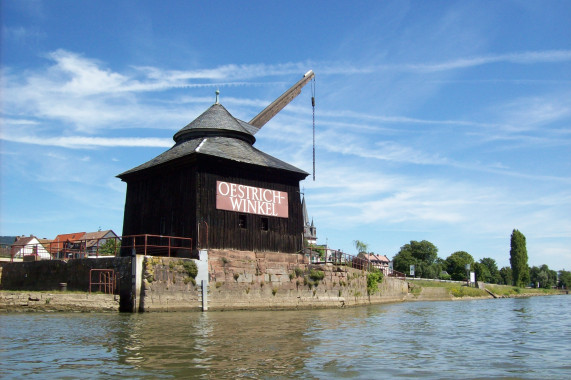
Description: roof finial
xmin=215 ymin=88 xmax=220 ymax=104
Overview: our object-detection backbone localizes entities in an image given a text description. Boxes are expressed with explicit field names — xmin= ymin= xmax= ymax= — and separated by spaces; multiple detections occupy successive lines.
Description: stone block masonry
xmin=0 ymin=257 xmax=132 ymax=293
xmin=139 ymin=256 xmax=202 ymax=311
xmin=203 ymin=249 xmax=408 ymax=310
xmin=0 ymin=291 xmax=119 ymax=312
xmin=1 ymin=250 xmax=409 ymax=312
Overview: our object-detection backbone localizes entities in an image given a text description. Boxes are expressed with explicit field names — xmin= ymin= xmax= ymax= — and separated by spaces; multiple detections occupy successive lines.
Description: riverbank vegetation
xmin=408 ymin=280 xmax=489 ymax=298
xmin=383 ymin=229 xmax=568 ymax=289
xmin=408 ymin=280 xmax=562 ymax=298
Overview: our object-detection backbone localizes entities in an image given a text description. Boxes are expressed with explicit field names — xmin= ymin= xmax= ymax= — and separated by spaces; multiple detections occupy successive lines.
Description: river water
xmin=1 ymin=295 xmax=570 ymax=379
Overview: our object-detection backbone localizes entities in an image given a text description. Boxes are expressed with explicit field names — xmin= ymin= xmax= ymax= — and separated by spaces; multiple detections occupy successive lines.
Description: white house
xmin=10 ymin=236 xmax=51 ymax=260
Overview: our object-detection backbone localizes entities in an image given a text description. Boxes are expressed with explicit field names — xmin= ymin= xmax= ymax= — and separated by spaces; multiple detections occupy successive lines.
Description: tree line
xmin=388 ymin=229 xmax=570 ymax=289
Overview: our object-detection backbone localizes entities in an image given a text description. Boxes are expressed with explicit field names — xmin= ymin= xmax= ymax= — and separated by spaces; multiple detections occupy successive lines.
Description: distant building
xmin=50 ymin=230 xmax=120 ymax=258
xmin=302 ymin=195 xmax=317 ymax=246
xmin=81 ymin=230 xmax=120 ymax=255
xmin=354 ymin=253 xmax=392 ymax=275
xmin=50 ymin=232 xmax=86 ymax=259
xmin=10 ymin=235 xmax=51 ymax=260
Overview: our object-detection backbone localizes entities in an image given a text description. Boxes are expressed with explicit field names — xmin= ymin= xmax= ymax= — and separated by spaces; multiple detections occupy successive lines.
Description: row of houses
xmin=305 ymin=244 xmax=393 ymax=277
xmin=4 ymin=230 xmax=119 ymax=260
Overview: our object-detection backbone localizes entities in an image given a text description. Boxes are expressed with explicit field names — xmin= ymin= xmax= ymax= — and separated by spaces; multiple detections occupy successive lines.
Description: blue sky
xmin=1 ymin=0 xmax=570 ymax=270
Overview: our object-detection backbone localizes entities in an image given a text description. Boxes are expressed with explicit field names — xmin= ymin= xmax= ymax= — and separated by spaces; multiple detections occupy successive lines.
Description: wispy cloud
xmin=314 ymin=50 xmax=571 ymax=75
xmin=400 ymin=50 xmax=571 ymax=73
xmin=1 ymin=134 xmax=172 ymax=149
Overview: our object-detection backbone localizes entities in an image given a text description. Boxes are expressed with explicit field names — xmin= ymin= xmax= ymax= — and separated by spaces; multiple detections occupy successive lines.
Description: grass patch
xmin=409 ymin=280 xmax=487 ymax=297
xmin=450 ymin=286 xmax=488 ymax=297
xmin=485 ymin=284 xmax=560 ymax=296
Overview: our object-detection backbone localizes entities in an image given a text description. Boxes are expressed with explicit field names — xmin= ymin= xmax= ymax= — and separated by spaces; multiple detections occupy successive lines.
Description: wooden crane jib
xmin=249 ymin=70 xmax=315 ymax=129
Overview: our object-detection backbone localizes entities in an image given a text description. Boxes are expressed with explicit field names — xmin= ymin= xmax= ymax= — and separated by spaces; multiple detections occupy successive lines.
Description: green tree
xmin=558 ymin=270 xmax=571 ymax=289
xmin=353 ymin=240 xmax=369 ymax=254
xmin=529 ymin=266 xmax=542 ymax=288
xmin=479 ymin=257 xmax=501 ymax=284
xmin=546 ymin=265 xmax=558 ymax=288
xmin=392 ymin=240 xmax=439 ymax=278
xmin=99 ymin=239 xmax=121 ymax=256
xmin=509 ymin=229 xmax=529 ymax=287
xmin=445 ymin=251 xmax=474 ymax=281
xmin=423 ymin=261 xmax=444 ymax=279
xmin=530 ymin=264 xmax=558 ymax=288
xmin=392 ymin=249 xmax=416 ymax=276
xmin=499 ymin=266 xmax=512 ymax=285
xmin=474 ymin=262 xmax=491 ymax=283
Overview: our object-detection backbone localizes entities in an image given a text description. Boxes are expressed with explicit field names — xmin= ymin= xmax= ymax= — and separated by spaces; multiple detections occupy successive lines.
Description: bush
xmin=309 ymin=269 xmax=325 ymax=281
xmin=438 ymin=272 xmax=451 ymax=280
xmin=367 ymin=270 xmax=384 ymax=295
xmin=180 ymin=260 xmax=198 ymax=278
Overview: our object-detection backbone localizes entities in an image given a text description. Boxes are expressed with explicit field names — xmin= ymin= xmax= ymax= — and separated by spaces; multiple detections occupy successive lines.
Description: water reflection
xmin=113 ymin=310 xmax=323 ymax=378
xmin=1 ymin=296 xmax=569 ymax=379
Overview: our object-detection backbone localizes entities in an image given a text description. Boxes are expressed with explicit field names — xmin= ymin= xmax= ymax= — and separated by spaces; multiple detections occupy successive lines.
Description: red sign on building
xmin=216 ymin=181 xmax=288 ymax=218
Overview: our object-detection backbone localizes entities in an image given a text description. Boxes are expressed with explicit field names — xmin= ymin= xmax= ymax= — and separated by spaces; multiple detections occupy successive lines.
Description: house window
xmin=238 ymin=214 xmax=247 ymax=229
xmin=260 ymin=217 xmax=269 ymax=231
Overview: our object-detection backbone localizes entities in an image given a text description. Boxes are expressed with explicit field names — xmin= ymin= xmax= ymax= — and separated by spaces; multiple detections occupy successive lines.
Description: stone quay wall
xmin=203 ymin=250 xmax=408 ymax=310
xmin=0 ymin=291 xmax=120 ymax=312
xmin=117 ymin=250 xmax=408 ymax=311
xmin=1 ymin=250 xmax=409 ymax=312
xmin=0 ymin=257 xmax=132 ymax=294
xmin=139 ymin=256 xmax=202 ymax=312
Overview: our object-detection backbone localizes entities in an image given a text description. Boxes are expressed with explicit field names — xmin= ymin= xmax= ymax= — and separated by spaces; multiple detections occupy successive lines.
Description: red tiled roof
xmin=360 ymin=253 xmax=390 ymax=264
xmin=50 ymin=232 xmax=86 ymax=252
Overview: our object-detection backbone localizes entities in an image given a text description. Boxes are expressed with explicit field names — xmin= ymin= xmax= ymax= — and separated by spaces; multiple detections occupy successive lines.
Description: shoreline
xmin=1 ymin=287 xmax=566 ymax=313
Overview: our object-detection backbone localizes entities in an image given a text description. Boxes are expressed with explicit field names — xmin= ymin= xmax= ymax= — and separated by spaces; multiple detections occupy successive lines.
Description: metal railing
xmin=48 ymin=236 xmax=123 ymax=259
xmin=121 ymin=234 xmax=193 ymax=258
xmin=7 ymin=234 xmax=193 ymax=261
xmin=89 ymin=269 xmax=116 ymax=294
xmin=304 ymin=247 xmax=399 ymax=277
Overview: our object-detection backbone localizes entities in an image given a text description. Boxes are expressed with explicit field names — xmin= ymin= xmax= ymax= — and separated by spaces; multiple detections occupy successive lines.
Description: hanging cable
xmin=311 ymin=76 xmax=316 ymax=181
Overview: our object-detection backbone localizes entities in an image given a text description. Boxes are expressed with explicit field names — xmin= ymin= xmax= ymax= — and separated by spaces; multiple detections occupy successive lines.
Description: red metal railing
xmin=89 ymin=269 xmax=116 ymax=294
xmin=120 ymin=234 xmax=193 ymax=257
xmin=305 ymin=247 xmax=398 ymax=276
xmin=48 ymin=236 xmax=123 ymax=260
xmin=8 ymin=234 xmax=193 ymax=261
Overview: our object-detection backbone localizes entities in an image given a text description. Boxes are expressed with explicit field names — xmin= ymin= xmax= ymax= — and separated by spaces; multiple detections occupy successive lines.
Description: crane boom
xmin=249 ymin=70 xmax=314 ymax=128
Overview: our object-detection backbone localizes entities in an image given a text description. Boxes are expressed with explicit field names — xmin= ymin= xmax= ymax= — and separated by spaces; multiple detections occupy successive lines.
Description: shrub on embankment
xmin=485 ymin=284 xmax=560 ymax=297
xmin=409 ymin=280 xmax=488 ymax=298
xmin=409 ymin=279 xmax=562 ymax=298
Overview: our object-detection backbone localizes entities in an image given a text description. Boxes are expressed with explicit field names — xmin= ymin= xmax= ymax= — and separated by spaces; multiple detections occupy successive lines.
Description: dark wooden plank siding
xmin=120 ymin=156 xmax=305 ymax=255
xmin=196 ymin=158 xmax=304 ymax=253
xmin=121 ymin=163 xmax=198 ymax=248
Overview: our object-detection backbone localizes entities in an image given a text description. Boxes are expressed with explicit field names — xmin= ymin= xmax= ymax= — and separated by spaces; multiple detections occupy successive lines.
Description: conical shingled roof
xmin=117 ymin=102 xmax=308 ymax=179
xmin=173 ymin=103 xmax=255 ymax=145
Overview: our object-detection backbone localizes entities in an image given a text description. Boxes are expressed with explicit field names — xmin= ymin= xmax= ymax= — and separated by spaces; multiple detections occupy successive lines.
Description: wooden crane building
xmin=117 ymin=71 xmax=315 ymax=256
